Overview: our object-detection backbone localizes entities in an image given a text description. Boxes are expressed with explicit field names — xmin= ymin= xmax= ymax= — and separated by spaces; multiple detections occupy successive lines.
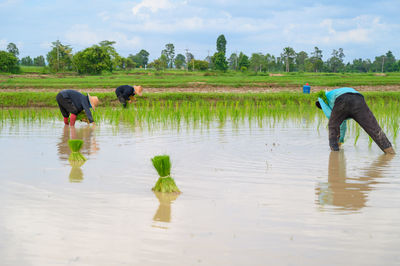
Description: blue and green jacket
xmin=317 ymin=87 xmax=360 ymax=143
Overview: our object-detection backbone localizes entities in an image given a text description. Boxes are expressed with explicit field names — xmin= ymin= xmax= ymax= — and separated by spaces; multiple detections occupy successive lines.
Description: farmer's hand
xmin=90 ymin=122 xmax=96 ymax=127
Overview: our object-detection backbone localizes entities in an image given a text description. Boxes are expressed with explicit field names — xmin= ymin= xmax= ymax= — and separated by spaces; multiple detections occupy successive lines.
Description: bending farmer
xmin=115 ymin=85 xmax=143 ymax=107
xmin=56 ymin=89 xmax=99 ymax=126
xmin=316 ymin=87 xmax=395 ymax=154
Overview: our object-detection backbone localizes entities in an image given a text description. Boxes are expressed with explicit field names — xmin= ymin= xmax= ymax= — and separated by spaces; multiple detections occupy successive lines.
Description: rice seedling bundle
xmin=68 ymin=139 xmax=87 ymax=163
xmin=151 ymin=155 xmax=180 ymax=193
xmin=76 ymin=111 xmax=89 ymax=123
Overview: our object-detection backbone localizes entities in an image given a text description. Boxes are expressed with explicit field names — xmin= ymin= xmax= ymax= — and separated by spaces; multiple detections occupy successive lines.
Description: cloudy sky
xmin=1 ymin=0 xmax=399 ymax=62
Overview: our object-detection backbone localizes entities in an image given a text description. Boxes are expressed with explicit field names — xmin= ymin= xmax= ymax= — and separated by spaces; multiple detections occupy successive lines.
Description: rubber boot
xmin=63 ymin=117 xmax=69 ymax=125
xmin=70 ymin=114 xmax=77 ymax=126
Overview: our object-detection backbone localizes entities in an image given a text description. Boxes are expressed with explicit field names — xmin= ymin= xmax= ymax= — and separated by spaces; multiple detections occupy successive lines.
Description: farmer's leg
xmin=118 ymin=96 xmax=127 ymax=108
xmin=56 ymin=93 xmax=69 ymax=118
xmin=350 ymin=95 xmax=393 ymax=152
xmin=328 ymin=95 xmax=350 ymax=151
xmin=56 ymin=93 xmax=79 ymax=126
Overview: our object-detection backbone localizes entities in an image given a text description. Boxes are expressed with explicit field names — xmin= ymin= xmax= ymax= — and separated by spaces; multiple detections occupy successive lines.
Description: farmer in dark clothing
xmin=56 ymin=89 xmax=99 ymax=126
xmin=115 ymin=85 xmax=143 ymax=107
xmin=316 ymin=87 xmax=395 ymax=154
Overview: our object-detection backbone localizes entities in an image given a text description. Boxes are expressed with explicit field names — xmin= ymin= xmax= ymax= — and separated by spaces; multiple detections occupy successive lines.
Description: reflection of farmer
xmin=56 ymin=89 xmax=99 ymax=126
xmin=316 ymin=87 xmax=395 ymax=154
xmin=115 ymin=85 xmax=143 ymax=108
xmin=57 ymin=125 xmax=99 ymax=161
xmin=316 ymin=151 xmax=394 ymax=211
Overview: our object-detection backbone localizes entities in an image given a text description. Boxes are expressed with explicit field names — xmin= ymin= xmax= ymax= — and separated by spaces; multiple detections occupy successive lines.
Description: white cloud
xmin=132 ymin=0 xmax=173 ymax=15
xmin=65 ymin=24 xmax=141 ymax=50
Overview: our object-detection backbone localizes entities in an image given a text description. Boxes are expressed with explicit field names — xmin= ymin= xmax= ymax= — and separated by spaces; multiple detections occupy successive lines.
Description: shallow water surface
xmin=0 ymin=119 xmax=399 ymax=266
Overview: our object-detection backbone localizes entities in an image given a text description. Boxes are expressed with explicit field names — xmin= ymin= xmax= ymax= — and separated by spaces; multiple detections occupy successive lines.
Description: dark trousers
xmin=329 ymin=93 xmax=392 ymax=151
xmin=56 ymin=93 xmax=78 ymax=118
xmin=115 ymin=92 xmax=127 ymax=107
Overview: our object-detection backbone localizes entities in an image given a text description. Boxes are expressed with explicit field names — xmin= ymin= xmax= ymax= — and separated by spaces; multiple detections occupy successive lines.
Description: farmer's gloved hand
xmin=70 ymin=114 xmax=77 ymax=127
xmin=63 ymin=117 xmax=69 ymax=125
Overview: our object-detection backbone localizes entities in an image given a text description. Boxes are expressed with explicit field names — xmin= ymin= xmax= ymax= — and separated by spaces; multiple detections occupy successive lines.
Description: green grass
xmin=1 ymin=70 xmax=400 ymax=89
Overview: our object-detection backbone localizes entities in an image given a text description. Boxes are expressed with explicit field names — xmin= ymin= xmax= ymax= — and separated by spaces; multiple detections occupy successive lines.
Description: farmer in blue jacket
xmin=115 ymin=85 xmax=143 ymax=108
xmin=316 ymin=87 xmax=395 ymax=154
xmin=56 ymin=90 xmax=99 ymax=126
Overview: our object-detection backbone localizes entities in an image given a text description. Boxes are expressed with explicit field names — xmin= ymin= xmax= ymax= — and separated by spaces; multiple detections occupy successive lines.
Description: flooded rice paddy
xmin=0 ymin=114 xmax=400 ymax=265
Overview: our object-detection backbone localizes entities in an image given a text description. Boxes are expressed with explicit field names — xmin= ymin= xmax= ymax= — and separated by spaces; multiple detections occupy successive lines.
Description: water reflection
xmin=316 ymin=151 xmax=394 ymax=212
xmin=57 ymin=126 xmax=99 ymax=183
xmin=57 ymin=125 xmax=99 ymax=161
xmin=152 ymin=191 xmax=179 ymax=227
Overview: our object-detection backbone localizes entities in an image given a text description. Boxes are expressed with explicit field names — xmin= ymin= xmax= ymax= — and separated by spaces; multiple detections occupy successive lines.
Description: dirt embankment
xmin=0 ymin=85 xmax=400 ymax=93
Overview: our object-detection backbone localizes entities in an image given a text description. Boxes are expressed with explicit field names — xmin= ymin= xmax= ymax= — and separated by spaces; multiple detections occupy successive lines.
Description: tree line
xmin=1 ymin=35 xmax=399 ymax=74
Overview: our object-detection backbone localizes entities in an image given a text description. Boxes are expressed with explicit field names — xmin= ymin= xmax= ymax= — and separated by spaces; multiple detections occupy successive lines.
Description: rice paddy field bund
xmin=2 ymin=69 xmax=400 ymax=89
xmin=1 ymin=87 xmax=400 ymax=265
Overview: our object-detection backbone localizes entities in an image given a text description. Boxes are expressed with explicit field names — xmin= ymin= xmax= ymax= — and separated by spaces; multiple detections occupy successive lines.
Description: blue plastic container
xmin=303 ymin=85 xmax=310 ymax=94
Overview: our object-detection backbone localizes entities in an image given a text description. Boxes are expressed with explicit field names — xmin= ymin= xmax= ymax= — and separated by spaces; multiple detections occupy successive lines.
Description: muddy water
xmin=0 ymin=119 xmax=399 ymax=266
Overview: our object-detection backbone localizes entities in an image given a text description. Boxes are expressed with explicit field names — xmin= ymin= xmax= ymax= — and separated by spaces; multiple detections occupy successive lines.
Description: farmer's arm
xmin=82 ymin=100 xmax=94 ymax=123
xmin=318 ymin=98 xmax=332 ymax=119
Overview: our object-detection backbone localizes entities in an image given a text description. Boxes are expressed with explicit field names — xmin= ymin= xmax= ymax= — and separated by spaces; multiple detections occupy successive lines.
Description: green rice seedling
xmin=151 ymin=155 xmax=180 ymax=194
xmin=316 ymin=90 xmax=328 ymax=106
xmin=76 ymin=111 xmax=89 ymax=123
xmin=68 ymin=139 xmax=87 ymax=163
xmin=354 ymin=124 xmax=361 ymax=145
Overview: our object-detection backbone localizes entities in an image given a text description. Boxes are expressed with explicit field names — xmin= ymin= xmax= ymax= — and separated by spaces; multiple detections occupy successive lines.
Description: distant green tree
xmin=161 ymin=43 xmax=175 ymax=68
xmin=99 ymin=40 xmax=121 ymax=71
xmin=33 ymin=55 xmax=46 ymax=66
xmin=264 ymin=53 xmax=277 ymax=72
xmin=7 ymin=43 xmax=19 ymax=57
xmin=46 ymin=40 xmax=73 ymax=72
xmin=372 ymin=51 xmax=397 ymax=72
xmin=249 ymin=53 xmax=265 ymax=72
xmin=216 ymin=34 xmax=227 ymax=54
xmin=238 ymin=52 xmax=250 ymax=70
xmin=72 ymin=45 xmax=112 ymax=74
xmin=327 ymin=48 xmax=345 ymax=72
xmin=0 ymin=50 xmax=20 ymax=73
xmin=296 ymin=51 xmax=308 ymax=72
xmin=228 ymin=53 xmax=238 ymax=70
xmin=281 ymin=47 xmax=296 ymax=72
xmin=128 ymin=49 xmax=150 ymax=68
xmin=20 ymin=56 xmax=33 ymax=66
xmin=174 ymin=53 xmax=186 ymax=69
xmin=212 ymin=52 xmax=228 ymax=71
xmin=148 ymin=56 xmax=167 ymax=71
xmin=188 ymin=59 xmax=209 ymax=71
xmin=125 ymin=58 xmax=136 ymax=70
xmin=185 ymin=52 xmax=194 ymax=70
xmin=310 ymin=46 xmax=323 ymax=72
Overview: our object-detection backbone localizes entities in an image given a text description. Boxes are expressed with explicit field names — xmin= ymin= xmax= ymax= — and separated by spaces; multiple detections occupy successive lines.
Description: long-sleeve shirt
xmin=60 ymin=90 xmax=94 ymax=123
xmin=115 ymin=85 xmax=135 ymax=100
xmin=317 ymin=87 xmax=360 ymax=143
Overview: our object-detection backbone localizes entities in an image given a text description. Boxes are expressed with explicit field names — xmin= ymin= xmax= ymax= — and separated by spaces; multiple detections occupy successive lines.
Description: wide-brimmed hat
xmin=88 ymin=94 xmax=99 ymax=110
xmin=134 ymin=85 xmax=143 ymax=96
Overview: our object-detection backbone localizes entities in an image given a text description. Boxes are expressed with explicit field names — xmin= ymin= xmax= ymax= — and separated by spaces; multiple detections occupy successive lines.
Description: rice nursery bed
xmin=0 ymin=99 xmax=400 ymax=265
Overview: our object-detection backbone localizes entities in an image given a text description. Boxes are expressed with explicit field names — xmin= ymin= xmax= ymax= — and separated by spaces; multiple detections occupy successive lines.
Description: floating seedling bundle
xmin=151 ymin=155 xmax=180 ymax=193
xmin=68 ymin=139 xmax=87 ymax=164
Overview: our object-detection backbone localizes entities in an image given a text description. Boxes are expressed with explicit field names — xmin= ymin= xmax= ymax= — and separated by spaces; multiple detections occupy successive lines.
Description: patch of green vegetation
xmin=1 ymin=70 xmax=400 ymax=89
